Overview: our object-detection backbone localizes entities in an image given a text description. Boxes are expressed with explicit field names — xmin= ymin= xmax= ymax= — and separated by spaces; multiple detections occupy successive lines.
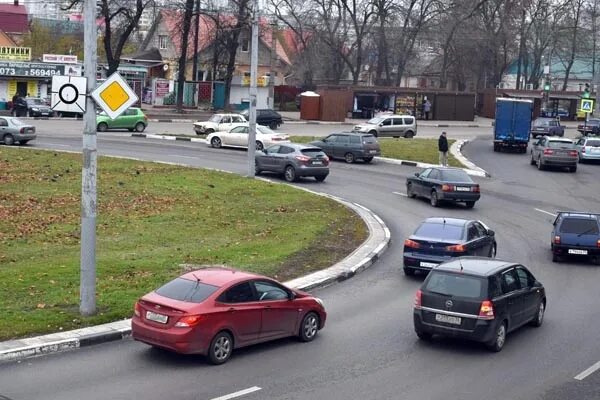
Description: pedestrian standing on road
xmin=438 ymin=131 xmax=449 ymax=166
xmin=424 ymin=100 xmax=432 ymax=120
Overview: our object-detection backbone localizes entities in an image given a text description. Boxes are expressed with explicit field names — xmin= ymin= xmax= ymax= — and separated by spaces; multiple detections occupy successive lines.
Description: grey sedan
xmin=0 ymin=117 xmax=36 ymax=145
xmin=530 ymin=136 xmax=578 ymax=172
xmin=255 ymin=143 xmax=330 ymax=182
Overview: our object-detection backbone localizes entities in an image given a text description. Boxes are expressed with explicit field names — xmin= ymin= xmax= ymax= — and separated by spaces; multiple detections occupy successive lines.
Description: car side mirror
xmin=487 ymin=229 xmax=495 ymax=236
xmin=414 ymin=172 xmax=420 ymax=177
xmin=288 ymin=291 xmax=296 ymax=300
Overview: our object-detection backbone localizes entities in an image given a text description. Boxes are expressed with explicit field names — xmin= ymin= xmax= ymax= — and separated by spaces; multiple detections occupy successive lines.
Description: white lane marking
xmin=43 ymin=143 xmax=72 ymax=147
xmin=534 ymin=208 xmax=557 ymax=217
xmin=167 ymin=155 xmax=196 ymax=159
xmin=210 ymin=386 xmax=262 ymax=400
xmin=393 ymin=191 xmax=407 ymax=197
xmin=575 ymin=361 xmax=600 ymax=381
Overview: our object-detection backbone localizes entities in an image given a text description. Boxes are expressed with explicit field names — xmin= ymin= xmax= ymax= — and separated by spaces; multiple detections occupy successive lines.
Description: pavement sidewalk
xmin=0 ymin=191 xmax=390 ymax=363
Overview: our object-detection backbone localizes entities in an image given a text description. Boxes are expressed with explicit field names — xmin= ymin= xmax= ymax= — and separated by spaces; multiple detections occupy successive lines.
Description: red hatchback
xmin=131 ymin=267 xmax=327 ymax=364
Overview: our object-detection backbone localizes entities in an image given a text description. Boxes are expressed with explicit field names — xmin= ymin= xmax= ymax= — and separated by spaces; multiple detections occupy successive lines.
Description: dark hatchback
xmin=403 ymin=218 xmax=496 ymax=276
xmin=406 ymin=167 xmax=480 ymax=208
xmin=240 ymin=109 xmax=283 ymax=130
xmin=414 ymin=258 xmax=546 ymax=352
xmin=309 ymin=132 xmax=381 ymax=163
xmin=551 ymin=212 xmax=600 ymax=264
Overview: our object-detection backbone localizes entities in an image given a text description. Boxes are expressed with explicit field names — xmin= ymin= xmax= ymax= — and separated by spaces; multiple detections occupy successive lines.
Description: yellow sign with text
xmin=242 ymin=76 xmax=268 ymax=87
xmin=0 ymin=47 xmax=31 ymax=61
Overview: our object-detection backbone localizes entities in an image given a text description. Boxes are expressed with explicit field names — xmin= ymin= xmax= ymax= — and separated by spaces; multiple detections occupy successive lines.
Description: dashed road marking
xmin=167 ymin=155 xmax=196 ymax=159
xmin=534 ymin=208 xmax=557 ymax=217
xmin=393 ymin=191 xmax=407 ymax=197
xmin=210 ymin=386 xmax=262 ymax=400
xmin=575 ymin=360 xmax=600 ymax=381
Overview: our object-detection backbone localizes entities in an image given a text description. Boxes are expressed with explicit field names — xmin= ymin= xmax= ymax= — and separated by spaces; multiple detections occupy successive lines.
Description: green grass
xmin=0 ymin=148 xmax=367 ymax=340
xmin=291 ymin=136 xmax=462 ymax=167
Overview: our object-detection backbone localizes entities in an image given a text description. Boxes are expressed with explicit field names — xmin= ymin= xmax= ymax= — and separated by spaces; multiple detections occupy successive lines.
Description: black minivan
xmin=413 ymin=257 xmax=546 ymax=352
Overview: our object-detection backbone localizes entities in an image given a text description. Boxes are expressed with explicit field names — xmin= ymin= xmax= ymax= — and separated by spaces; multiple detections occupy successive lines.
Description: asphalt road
xmin=1 ymin=132 xmax=599 ymax=400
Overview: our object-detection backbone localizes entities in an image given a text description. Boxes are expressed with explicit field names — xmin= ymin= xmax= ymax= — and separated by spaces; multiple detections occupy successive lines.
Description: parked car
xmin=240 ymin=109 xmax=283 ymax=130
xmin=194 ymin=114 xmax=247 ymax=135
xmin=353 ymin=114 xmax=417 ymax=138
xmin=406 ymin=167 xmax=481 ymax=208
xmin=308 ymin=132 xmax=381 ymax=163
xmin=206 ymin=124 xmax=290 ymax=151
xmin=403 ymin=218 xmax=496 ymax=276
xmin=551 ymin=211 xmax=600 ymax=264
xmin=0 ymin=116 xmax=36 ymax=145
xmin=530 ymin=117 xmax=564 ymax=138
xmin=131 ymin=266 xmax=326 ymax=364
xmin=530 ymin=136 xmax=578 ymax=172
xmin=577 ymin=118 xmax=600 ymax=135
xmin=96 ymin=107 xmax=148 ymax=132
xmin=255 ymin=143 xmax=330 ymax=182
xmin=413 ymin=258 xmax=546 ymax=352
xmin=574 ymin=135 xmax=600 ymax=162
xmin=25 ymin=97 xmax=54 ymax=117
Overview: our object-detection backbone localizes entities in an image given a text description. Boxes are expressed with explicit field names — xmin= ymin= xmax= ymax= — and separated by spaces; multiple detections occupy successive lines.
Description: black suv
xmin=551 ymin=212 xmax=600 ymax=264
xmin=414 ymin=257 xmax=546 ymax=352
xmin=308 ymin=132 xmax=381 ymax=163
xmin=240 ymin=109 xmax=283 ymax=129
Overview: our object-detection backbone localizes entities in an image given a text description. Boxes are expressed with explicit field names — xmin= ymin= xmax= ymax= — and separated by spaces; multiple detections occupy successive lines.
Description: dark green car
xmin=96 ymin=107 xmax=148 ymax=132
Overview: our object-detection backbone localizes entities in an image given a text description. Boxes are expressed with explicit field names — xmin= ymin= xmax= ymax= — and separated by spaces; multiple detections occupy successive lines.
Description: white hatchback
xmin=207 ymin=124 xmax=290 ymax=151
xmin=193 ymin=113 xmax=246 ymax=135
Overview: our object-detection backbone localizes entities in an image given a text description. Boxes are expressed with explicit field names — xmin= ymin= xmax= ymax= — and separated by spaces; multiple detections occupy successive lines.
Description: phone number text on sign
xmin=25 ymin=69 xmax=59 ymax=77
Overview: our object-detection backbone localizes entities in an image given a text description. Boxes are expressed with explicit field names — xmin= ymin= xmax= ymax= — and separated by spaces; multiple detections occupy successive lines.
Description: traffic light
xmin=583 ymin=83 xmax=591 ymax=99
xmin=544 ymin=81 xmax=551 ymax=92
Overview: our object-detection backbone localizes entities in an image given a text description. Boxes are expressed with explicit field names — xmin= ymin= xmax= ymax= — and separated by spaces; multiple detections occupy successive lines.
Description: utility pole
xmin=247 ymin=0 xmax=258 ymax=178
xmin=269 ymin=19 xmax=276 ymax=109
xmin=192 ymin=0 xmax=200 ymax=106
xmin=80 ymin=0 xmax=98 ymax=316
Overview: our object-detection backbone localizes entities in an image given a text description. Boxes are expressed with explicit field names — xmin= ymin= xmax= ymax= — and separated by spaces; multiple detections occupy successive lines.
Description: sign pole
xmin=247 ymin=0 xmax=258 ymax=178
xmin=80 ymin=0 xmax=98 ymax=316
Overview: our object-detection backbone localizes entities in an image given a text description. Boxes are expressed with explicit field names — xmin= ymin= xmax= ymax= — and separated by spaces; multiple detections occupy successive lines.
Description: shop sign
xmin=155 ymin=80 xmax=170 ymax=97
xmin=42 ymin=54 xmax=78 ymax=64
xmin=0 ymin=47 xmax=31 ymax=61
xmin=0 ymin=61 xmax=66 ymax=77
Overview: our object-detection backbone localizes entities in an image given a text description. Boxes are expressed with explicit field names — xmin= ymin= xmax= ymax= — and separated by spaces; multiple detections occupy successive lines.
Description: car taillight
xmin=543 ymin=149 xmax=554 ymax=155
xmin=134 ymin=302 xmax=141 ymax=317
xmin=414 ymin=289 xmax=422 ymax=308
xmin=446 ymin=244 xmax=466 ymax=252
xmin=295 ymin=155 xmax=311 ymax=164
xmin=472 ymin=185 xmax=480 ymax=193
xmin=175 ymin=315 xmax=203 ymax=328
xmin=479 ymin=300 xmax=495 ymax=320
xmin=569 ymin=150 xmax=578 ymax=157
xmin=597 ymin=239 xmax=600 ymax=248
xmin=442 ymin=184 xmax=454 ymax=192
xmin=404 ymin=239 xmax=421 ymax=249
xmin=554 ymin=235 xmax=561 ymax=244
xmin=323 ymin=155 xmax=330 ymax=165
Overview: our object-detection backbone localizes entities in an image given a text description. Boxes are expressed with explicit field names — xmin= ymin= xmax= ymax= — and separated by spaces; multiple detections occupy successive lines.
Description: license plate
xmin=456 ymin=186 xmax=470 ymax=191
xmin=420 ymin=261 xmax=438 ymax=268
xmin=146 ymin=311 xmax=168 ymax=324
xmin=568 ymin=249 xmax=588 ymax=255
xmin=435 ymin=314 xmax=461 ymax=325
xmin=369 ymin=150 xmax=377 ymax=154
xmin=27 ymin=129 xmax=34 ymax=133
xmin=591 ymin=148 xmax=600 ymax=154
xmin=312 ymin=160 xmax=323 ymax=165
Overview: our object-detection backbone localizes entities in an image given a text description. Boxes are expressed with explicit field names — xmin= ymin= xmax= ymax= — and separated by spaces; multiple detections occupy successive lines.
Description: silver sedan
xmin=0 ymin=116 xmax=36 ymax=145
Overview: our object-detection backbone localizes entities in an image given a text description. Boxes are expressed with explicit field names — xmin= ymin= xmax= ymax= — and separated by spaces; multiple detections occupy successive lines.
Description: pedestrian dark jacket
xmin=438 ymin=135 xmax=448 ymax=152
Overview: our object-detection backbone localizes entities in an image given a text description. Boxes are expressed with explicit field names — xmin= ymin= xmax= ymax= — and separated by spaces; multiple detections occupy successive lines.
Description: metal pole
xmin=269 ymin=19 xmax=276 ymax=109
xmin=192 ymin=0 xmax=200 ymax=106
xmin=247 ymin=0 xmax=258 ymax=177
xmin=80 ymin=0 xmax=98 ymax=316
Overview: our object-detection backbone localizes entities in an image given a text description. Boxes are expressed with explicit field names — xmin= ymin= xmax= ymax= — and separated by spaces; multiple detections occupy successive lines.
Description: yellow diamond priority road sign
xmin=91 ymin=72 xmax=138 ymax=119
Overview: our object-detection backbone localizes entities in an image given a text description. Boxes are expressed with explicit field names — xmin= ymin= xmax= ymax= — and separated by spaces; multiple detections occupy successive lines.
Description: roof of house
xmin=0 ymin=4 xmax=29 ymax=33
xmin=0 ymin=29 xmax=17 ymax=46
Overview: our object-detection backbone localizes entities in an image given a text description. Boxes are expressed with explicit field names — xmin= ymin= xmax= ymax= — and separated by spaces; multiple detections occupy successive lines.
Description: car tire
xmin=3 ymin=134 xmax=15 ymax=146
xmin=405 ymin=131 xmax=415 ymax=138
xmin=97 ymin=122 xmax=108 ymax=132
xmin=416 ymin=330 xmax=432 ymax=341
xmin=344 ymin=152 xmax=355 ymax=163
xmin=269 ymin=121 xmax=278 ymax=130
xmin=403 ymin=267 xmax=415 ymax=276
xmin=315 ymin=175 xmax=326 ymax=182
xmin=369 ymin=130 xmax=378 ymax=137
xmin=210 ymin=137 xmax=222 ymax=148
xmin=493 ymin=143 xmax=499 ymax=152
xmin=552 ymin=253 xmax=560 ymax=263
xmin=255 ymin=163 xmax=262 ymax=175
xmin=489 ymin=243 xmax=496 ymax=258
xmin=570 ymin=166 xmax=577 ymax=173
xmin=530 ymin=301 xmax=545 ymax=327
xmin=207 ymin=331 xmax=233 ymax=365
xmin=284 ymin=165 xmax=297 ymax=182
xmin=255 ymin=141 xmax=264 ymax=151
xmin=363 ymin=157 xmax=373 ymax=163
xmin=430 ymin=190 xmax=439 ymax=207
xmin=298 ymin=312 xmax=319 ymax=342
xmin=465 ymin=201 xmax=476 ymax=209
xmin=486 ymin=320 xmax=507 ymax=352
xmin=19 ymin=140 xmax=29 ymax=145
xmin=536 ymin=157 xmax=544 ymax=170
xmin=530 ymin=153 xmax=536 ymax=165
xmin=56 ymin=111 xmax=63 ymax=118
xmin=406 ymin=183 xmax=416 ymax=198
xmin=135 ymin=122 xmax=145 ymax=133
xmin=205 ymin=128 xmax=215 ymax=134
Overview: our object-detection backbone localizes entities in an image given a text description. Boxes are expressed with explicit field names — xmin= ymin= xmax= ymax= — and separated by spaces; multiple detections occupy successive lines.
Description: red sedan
xmin=131 ymin=267 xmax=327 ymax=364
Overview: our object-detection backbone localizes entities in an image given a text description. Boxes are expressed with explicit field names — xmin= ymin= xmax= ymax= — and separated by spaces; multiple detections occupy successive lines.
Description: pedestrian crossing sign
xmin=580 ymin=99 xmax=594 ymax=113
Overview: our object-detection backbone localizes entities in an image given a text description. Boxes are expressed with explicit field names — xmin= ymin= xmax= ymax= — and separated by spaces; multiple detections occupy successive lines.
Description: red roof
xmin=0 ymin=4 xmax=28 ymax=33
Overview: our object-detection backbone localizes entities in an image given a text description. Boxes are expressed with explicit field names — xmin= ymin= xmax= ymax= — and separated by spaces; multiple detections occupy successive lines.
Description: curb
xmin=0 ymin=182 xmax=390 ymax=363
xmin=449 ymin=139 xmax=491 ymax=178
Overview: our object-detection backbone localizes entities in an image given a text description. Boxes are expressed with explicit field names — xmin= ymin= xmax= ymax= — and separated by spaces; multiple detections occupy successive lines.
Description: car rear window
xmin=585 ymin=139 xmax=600 ymax=147
xmin=414 ymin=222 xmax=464 ymax=240
xmin=548 ymin=141 xmax=573 ymax=148
xmin=362 ymin=134 xmax=377 ymax=144
xmin=301 ymin=148 xmax=325 ymax=157
xmin=155 ymin=277 xmax=219 ymax=303
xmin=425 ymin=271 xmax=484 ymax=298
xmin=440 ymin=170 xmax=473 ymax=182
xmin=559 ymin=218 xmax=600 ymax=234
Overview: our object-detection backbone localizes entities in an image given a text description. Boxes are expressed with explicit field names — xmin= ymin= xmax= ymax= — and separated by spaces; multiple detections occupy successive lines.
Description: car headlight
xmin=314 ymin=297 xmax=325 ymax=308
xmin=32 ymin=107 xmax=39 ymax=111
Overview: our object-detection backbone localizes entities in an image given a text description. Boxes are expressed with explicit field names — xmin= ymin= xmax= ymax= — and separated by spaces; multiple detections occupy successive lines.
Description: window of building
xmin=241 ymin=35 xmax=249 ymax=52
xmin=159 ymin=35 xmax=168 ymax=50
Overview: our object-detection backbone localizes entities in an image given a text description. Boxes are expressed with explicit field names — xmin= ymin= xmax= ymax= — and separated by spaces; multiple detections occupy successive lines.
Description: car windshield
xmin=208 ymin=115 xmax=221 ymax=122
xmin=27 ymin=98 xmax=44 ymax=105
xmin=533 ymin=119 xmax=548 ymax=126
xmin=367 ymin=117 xmax=385 ymax=125
xmin=548 ymin=140 xmax=573 ymax=148
xmin=155 ymin=277 xmax=219 ymax=303
xmin=440 ymin=170 xmax=473 ymax=182
xmin=414 ymin=222 xmax=464 ymax=240
xmin=362 ymin=134 xmax=377 ymax=144
xmin=257 ymin=125 xmax=276 ymax=135
xmin=425 ymin=271 xmax=484 ymax=298
xmin=560 ymin=218 xmax=599 ymax=235
xmin=240 ymin=110 xmax=249 ymax=117
xmin=301 ymin=148 xmax=324 ymax=157
xmin=585 ymin=139 xmax=600 ymax=147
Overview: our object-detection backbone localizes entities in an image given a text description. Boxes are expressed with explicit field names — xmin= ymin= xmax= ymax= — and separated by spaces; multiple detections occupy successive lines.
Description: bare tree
xmin=175 ymin=0 xmax=196 ymax=112
xmin=561 ymin=0 xmax=585 ymax=90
